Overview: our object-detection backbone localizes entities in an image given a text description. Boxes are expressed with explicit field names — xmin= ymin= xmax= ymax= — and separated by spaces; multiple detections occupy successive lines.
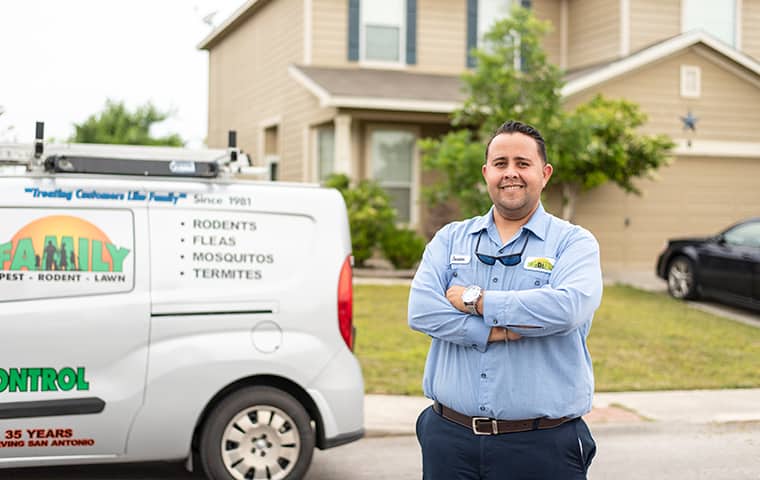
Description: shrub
xmin=381 ymin=227 xmax=427 ymax=270
xmin=324 ymin=174 xmax=396 ymax=267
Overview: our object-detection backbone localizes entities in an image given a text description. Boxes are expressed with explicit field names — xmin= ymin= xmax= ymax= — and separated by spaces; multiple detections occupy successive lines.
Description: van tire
xmin=199 ymin=386 xmax=315 ymax=480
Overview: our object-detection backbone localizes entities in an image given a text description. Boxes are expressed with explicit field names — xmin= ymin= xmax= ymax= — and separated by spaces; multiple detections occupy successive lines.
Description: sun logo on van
xmin=0 ymin=215 xmax=131 ymax=272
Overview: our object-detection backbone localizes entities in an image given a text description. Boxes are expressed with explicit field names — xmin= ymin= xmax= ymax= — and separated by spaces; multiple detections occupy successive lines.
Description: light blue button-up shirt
xmin=408 ymin=204 xmax=603 ymax=420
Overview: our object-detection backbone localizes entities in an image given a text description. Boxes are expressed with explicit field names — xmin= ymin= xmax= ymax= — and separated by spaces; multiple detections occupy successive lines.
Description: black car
xmin=656 ymin=218 xmax=760 ymax=311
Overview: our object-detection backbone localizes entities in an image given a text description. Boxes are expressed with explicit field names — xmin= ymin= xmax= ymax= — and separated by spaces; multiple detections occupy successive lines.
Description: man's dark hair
xmin=485 ymin=120 xmax=547 ymax=164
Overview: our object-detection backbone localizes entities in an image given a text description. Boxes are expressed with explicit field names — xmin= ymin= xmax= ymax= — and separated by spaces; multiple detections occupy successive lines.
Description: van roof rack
xmin=44 ymin=155 xmax=220 ymax=178
xmin=0 ymin=122 xmax=269 ymax=179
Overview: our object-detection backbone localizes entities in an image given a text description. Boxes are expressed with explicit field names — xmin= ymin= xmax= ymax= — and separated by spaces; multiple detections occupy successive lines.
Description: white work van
xmin=0 ymin=138 xmax=364 ymax=480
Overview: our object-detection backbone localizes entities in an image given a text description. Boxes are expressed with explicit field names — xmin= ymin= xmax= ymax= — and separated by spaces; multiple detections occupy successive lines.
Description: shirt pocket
xmin=515 ymin=270 xmax=551 ymax=290
xmin=446 ymin=264 xmax=477 ymax=288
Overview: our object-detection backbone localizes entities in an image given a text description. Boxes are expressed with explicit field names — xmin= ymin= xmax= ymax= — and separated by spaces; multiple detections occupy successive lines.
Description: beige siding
xmin=564 ymin=156 xmax=760 ymax=269
xmin=414 ymin=0 xmax=468 ymax=74
xmin=310 ymin=0 xmax=562 ymax=74
xmin=743 ymin=0 xmax=760 ymax=60
xmin=533 ymin=0 xmax=562 ymax=66
xmin=208 ymin=0 xmax=339 ymax=182
xmin=208 ymin=0 xmax=302 ymax=150
xmin=565 ymin=49 xmax=760 ymax=142
xmin=311 ymin=0 xmax=349 ymax=67
xmin=630 ymin=0 xmax=680 ymax=52
xmin=567 ymin=0 xmax=620 ymax=69
xmin=280 ymin=86 xmax=332 ymax=182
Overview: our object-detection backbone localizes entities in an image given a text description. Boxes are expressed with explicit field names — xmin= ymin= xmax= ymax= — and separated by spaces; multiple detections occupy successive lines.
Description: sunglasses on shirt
xmin=475 ymin=231 xmax=529 ymax=266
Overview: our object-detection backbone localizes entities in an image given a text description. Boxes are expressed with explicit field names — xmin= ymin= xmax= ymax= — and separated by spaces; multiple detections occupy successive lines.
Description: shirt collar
xmin=466 ymin=203 xmax=550 ymax=241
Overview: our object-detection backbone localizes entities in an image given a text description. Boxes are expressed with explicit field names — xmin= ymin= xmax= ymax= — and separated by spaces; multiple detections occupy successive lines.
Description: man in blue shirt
xmin=409 ymin=121 xmax=602 ymax=479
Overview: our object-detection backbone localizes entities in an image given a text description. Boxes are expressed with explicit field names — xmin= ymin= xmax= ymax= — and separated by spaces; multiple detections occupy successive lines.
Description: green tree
xmin=70 ymin=99 xmax=184 ymax=146
xmin=422 ymin=6 xmax=674 ymax=221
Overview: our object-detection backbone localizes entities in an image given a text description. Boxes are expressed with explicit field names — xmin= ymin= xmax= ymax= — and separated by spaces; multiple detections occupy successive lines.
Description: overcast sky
xmin=0 ymin=0 xmax=243 ymax=147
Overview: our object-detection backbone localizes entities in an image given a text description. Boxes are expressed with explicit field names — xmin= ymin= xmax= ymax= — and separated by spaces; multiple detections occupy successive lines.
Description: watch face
xmin=462 ymin=286 xmax=481 ymax=303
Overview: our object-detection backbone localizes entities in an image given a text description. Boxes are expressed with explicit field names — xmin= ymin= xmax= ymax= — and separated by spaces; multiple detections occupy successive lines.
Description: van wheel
xmin=199 ymin=386 xmax=315 ymax=480
xmin=667 ymin=256 xmax=698 ymax=300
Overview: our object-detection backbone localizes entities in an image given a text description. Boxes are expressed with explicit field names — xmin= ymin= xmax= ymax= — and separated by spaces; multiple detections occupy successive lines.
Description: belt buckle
xmin=471 ymin=417 xmax=498 ymax=435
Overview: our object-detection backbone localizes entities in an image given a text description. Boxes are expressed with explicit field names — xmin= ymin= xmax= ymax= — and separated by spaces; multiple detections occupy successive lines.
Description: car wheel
xmin=199 ymin=386 xmax=315 ymax=480
xmin=667 ymin=256 xmax=698 ymax=300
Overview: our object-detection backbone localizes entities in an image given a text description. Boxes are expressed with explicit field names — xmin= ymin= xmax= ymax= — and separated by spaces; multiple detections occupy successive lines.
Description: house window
xmin=316 ymin=125 xmax=335 ymax=182
xmin=680 ymin=65 xmax=701 ymax=98
xmin=682 ymin=0 xmax=736 ymax=46
xmin=369 ymin=128 xmax=416 ymax=223
xmin=478 ymin=0 xmax=512 ymax=45
xmin=361 ymin=0 xmax=405 ymax=63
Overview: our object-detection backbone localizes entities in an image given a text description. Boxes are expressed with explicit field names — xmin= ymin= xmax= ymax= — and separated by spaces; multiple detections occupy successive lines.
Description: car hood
xmin=667 ymin=236 xmax=712 ymax=247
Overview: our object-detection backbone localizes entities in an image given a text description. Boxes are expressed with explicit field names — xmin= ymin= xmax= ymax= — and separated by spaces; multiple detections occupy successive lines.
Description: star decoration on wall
xmin=680 ymin=111 xmax=698 ymax=132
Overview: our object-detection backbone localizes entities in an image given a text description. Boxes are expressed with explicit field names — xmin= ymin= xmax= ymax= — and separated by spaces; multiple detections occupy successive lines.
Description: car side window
xmin=723 ymin=222 xmax=760 ymax=248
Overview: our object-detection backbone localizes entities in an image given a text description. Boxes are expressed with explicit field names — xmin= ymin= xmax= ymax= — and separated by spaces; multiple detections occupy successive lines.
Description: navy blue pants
xmin=416 ymin=406 xmax=596 ymax=480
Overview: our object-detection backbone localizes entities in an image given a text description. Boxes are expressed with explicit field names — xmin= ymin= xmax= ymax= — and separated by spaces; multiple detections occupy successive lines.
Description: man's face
xmin=482 ymin=132 xmax=553 ymax=222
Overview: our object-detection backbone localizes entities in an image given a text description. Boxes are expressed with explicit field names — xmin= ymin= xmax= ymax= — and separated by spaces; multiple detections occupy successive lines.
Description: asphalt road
xmin=3 ymin=422 xmax=760 ymax=479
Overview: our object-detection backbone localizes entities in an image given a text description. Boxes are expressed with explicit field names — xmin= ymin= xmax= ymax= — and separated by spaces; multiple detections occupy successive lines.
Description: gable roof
xmin=198 ymin=0 xmax=271 ymax=50
xmin=562 ymin=30 xmax=760 ymax=97
xmin=289 ymin=65 xmax=465 ymax=113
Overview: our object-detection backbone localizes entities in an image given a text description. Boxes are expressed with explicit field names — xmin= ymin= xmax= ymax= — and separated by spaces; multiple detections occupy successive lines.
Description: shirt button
xmin=480 ymin=406 xmax=486 ymax=411
xmin=481 ymin=373 xmax=487 ymax=379
xmin=471 ymin=344 xmax=477 ymax=348
xmin=492 ymin=319 xmax=498 ymax=324
xmin=453 ymin=272 xmax=458 ymax=277
xmin=492 ymin=277 xmax=498 ymax=283
xmin=534 ymin=280 xmax=540 ymax=286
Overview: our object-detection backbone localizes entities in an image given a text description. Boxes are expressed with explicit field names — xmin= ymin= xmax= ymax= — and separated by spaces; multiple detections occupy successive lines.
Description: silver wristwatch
xmin=461 ymin=285 xmax=482 ymax=315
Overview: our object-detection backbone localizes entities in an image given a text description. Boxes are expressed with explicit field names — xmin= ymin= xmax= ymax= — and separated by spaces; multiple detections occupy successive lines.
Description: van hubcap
xmin=221 ymin=405 xmax=300 ymax=480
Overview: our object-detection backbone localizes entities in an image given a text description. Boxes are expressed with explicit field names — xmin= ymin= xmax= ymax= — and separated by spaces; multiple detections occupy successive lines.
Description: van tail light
xmin=337 ymin=255 xmax=354 ymax=351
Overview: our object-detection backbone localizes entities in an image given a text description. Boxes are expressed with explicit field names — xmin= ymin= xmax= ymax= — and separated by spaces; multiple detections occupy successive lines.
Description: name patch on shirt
xmin=449 ymin=254 xmax=471 ymax=264
xmin=524 ymin=256 xmax=555 ymax=273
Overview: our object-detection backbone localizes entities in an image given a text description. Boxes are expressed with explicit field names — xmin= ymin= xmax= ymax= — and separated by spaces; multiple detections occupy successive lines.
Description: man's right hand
xmin=488 ymin=327 xmax=522 ymax=343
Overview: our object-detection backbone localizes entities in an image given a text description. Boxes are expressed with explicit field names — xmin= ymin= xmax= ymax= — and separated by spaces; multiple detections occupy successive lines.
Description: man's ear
xmin=542 ymin=163 xmax=553 ymax=187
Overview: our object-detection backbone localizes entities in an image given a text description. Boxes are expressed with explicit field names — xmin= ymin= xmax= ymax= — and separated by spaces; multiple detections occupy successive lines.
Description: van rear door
xmin=0 ymin=180 xmax=150 ymax=460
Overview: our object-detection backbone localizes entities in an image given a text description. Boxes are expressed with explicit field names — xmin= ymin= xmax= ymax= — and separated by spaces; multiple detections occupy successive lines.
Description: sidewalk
xmin=364 ymin=389 xmax=760 ymax=436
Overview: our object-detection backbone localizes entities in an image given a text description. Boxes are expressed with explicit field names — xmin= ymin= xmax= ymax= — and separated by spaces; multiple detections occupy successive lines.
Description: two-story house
xmin=199 ymin=0 xmax=760 ymax=271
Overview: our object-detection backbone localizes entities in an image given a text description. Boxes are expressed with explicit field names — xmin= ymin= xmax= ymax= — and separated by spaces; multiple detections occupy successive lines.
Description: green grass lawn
xmin=354 ymin=284 xmax=760 ymax=395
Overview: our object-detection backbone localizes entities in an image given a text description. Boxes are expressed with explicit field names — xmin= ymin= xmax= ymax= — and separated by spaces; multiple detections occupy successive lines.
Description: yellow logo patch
xmin=524 ymin=256 xmax=555 ymax=273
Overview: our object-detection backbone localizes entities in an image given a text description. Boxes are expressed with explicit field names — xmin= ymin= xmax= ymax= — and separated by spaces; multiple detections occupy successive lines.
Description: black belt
xmin=433 ymin=401 xmax=574 ymax=435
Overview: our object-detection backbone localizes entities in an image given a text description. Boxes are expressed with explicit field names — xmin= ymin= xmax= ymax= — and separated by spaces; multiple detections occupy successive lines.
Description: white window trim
xmin=359 ymin=0 xmax=406 ymax=67
xmin=365 ymin=124 xmax=420 ymax=227
xmin=736 ymin=0 xmax=743 ymax=50
xmin=303 ymin=0 xmax=312 ymax=65
xmin=620 ymin=0 xmax=630 ymax=56
xmin=680 ymin=65 xmax=701 ymax=98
